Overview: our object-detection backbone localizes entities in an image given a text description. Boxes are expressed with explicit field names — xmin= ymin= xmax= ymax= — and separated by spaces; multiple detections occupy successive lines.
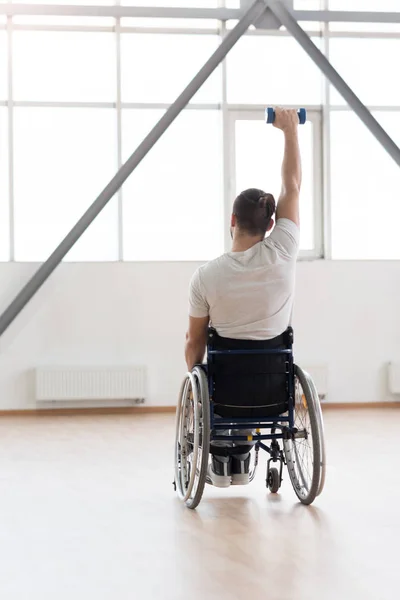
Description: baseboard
xmin=321 ymin=402 xmax=400 ymax=409
xmin=0 ymin=406 xmax=177 ymax=417
xmin=0 ymin=402 xmax=398 ymax=417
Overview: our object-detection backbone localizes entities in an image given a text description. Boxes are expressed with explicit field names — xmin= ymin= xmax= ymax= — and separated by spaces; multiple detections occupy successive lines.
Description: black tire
xmin=283 ymin=365 xmax=323 ymax=505
xmin=267 ymin=467 xmax=280 ymax=494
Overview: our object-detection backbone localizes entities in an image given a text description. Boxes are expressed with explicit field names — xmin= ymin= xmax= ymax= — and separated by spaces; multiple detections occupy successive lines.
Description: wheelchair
xmin=174 ymin=327 xmax=326 ymax=509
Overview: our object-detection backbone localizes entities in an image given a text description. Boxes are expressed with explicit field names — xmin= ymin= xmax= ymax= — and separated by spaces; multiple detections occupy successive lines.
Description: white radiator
xmin=35 ymin=366 xmax=147 ymax=402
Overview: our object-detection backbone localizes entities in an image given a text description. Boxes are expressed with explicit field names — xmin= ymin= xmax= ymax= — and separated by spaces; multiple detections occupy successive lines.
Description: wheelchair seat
xmin=207 ymin=327 xmax=294 ymax=419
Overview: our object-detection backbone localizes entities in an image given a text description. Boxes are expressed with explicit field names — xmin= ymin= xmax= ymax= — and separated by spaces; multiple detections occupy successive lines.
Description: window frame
xmin=1 ymin=4 xmax=399 ymax=262
xmin=227 ymin=107 xmax=323 ymax=259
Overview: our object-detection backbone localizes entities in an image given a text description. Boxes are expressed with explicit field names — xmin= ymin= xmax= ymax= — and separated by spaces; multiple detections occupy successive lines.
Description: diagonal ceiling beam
xmin=268 ymin=0 xmax=400 ymax=169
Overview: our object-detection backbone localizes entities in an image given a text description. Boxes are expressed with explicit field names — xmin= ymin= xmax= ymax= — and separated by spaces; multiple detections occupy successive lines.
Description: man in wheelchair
xmin=185 ymin=108 xmax=301 ymax=488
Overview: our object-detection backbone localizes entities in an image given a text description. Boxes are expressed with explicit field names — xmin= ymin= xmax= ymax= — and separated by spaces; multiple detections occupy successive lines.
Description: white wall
xmin=0 ymin=260 xmax=399 ymax=410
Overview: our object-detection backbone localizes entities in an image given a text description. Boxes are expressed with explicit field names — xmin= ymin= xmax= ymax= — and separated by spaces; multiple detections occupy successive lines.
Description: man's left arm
xmin=186 ymin=269 xmax=209 ymax=370
xmin=185 ymin=316 xmax=209 ymax=371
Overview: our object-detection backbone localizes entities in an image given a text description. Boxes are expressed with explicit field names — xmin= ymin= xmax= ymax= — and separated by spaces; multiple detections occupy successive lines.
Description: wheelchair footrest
xmin=210 ymin=444 xmax=252 ymax=457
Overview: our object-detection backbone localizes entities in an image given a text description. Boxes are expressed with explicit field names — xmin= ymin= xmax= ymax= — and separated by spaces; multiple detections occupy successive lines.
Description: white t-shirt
xmin=188 ymin=218 xmax=299 ymax=340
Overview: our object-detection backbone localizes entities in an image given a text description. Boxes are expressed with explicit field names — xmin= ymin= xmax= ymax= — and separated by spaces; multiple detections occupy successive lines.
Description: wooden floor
xmin=0 ymin=410 xmax=399 ymax=600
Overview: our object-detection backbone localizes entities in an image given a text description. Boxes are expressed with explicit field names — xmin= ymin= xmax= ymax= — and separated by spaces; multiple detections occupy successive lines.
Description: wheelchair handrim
xmin=174 ymin=376 xmax=190 ymax=499
xmin=283 ymin=365 xmax=323 ymax=504
xmin=300 ymin=369 xmax=326 ymax=497
xmin=186 ymin=367 xmax=210 ymax=506
xmin=175 ymin=372 xmax=200 ymax=502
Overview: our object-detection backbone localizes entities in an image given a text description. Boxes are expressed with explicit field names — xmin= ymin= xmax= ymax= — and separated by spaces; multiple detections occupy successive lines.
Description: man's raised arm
xmin=273 ymin=107 xmax=302 ymax=227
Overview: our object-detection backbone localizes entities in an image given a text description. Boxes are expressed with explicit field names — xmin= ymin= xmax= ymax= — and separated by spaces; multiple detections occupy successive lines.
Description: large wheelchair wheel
xmin=283 ymin=365 xmax=326 ymax=505
xmin=174 ymin=366 xmax=210 ymax=509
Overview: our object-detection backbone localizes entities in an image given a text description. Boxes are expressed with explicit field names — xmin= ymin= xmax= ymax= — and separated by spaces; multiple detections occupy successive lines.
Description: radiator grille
xmin=35 ymin=366 xmax=147 ymax=402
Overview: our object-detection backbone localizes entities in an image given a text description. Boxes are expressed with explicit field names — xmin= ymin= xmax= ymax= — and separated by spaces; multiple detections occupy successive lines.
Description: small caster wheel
xmin=267 ymin=467 xmax=280 ymax=493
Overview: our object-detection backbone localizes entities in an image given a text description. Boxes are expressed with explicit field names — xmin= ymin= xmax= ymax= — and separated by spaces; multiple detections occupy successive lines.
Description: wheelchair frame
xmin=208 ymin=347 xmax=295 ymax=444
xmin=174 ymin=341 xmax=326 ymax=510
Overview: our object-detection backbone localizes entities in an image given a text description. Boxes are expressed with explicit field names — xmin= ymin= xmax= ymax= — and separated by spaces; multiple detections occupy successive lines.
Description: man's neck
xmin=231 ymin=234 xmax=263 ymax=253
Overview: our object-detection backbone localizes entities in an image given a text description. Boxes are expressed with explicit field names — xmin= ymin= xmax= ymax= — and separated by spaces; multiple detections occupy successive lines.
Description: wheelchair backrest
xmin=207 ymin=327 xmax=294 ymax=419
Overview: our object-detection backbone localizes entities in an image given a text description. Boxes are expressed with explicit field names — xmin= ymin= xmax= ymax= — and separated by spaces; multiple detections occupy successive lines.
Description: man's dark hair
xmin=233 ymin=188 xmax=276 ymax=236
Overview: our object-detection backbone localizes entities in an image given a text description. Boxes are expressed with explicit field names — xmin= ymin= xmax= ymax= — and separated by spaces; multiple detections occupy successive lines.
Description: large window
xmin=13 ymin=108 xmax=118 ymax=261
xmin=0 ymin=108 xmax=9 ymax=261
xmin=121 ymin=34 xmax=221 ymax=104
xmin=2 ymin=2 xmax=398 ymax=261
xmin=122 ymin=109 xmax=223 ymax=261
xmin=13 ymin=31 xmax=116 ymax=102
xmin=329 ymin=39 xmax=400 ymax=107
xmin=13 ymin=0 xmax=120 ymax=4
xmin=226 ymin=0 xmax=324 ymax=6
xmin=330 ymin=111 xmax=400 ymax=260
xmin=121 ymin=1 xmax=220 ymax=5
xmin=0 ymin=32 xmax=6 ymax=101
xmin=3 ymin=6 xmax=323 ymax=262
xmin=227 ymin=35 xmax=323 ymax=106
xmin=231 ymin=111 xmax=321 ymax=254
xmin=328 ymin=0 xmax=399 ymax=9
xmin=0 ymin=32 xmax=8 ymax=261
xmin=328 ymin=30 xmax=400 ymax=259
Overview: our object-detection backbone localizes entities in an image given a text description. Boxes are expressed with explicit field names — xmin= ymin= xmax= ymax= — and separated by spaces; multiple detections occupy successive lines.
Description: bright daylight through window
xmin=0 ymin=1 xmax=398 ymax=260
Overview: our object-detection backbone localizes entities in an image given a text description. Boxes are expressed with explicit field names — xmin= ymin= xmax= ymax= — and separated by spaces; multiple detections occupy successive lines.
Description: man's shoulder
xmin=194 ymin=253 xmax=228 ymax=283
xmin=203 ymin=252 xmax=228 ymax=268
xmin=263 ymin=218 xmax=300 ymax=259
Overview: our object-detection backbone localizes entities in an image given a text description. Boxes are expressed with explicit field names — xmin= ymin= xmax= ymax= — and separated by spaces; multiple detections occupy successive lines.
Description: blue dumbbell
xmin=265 ymin=107 xmax=307 ymax=125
